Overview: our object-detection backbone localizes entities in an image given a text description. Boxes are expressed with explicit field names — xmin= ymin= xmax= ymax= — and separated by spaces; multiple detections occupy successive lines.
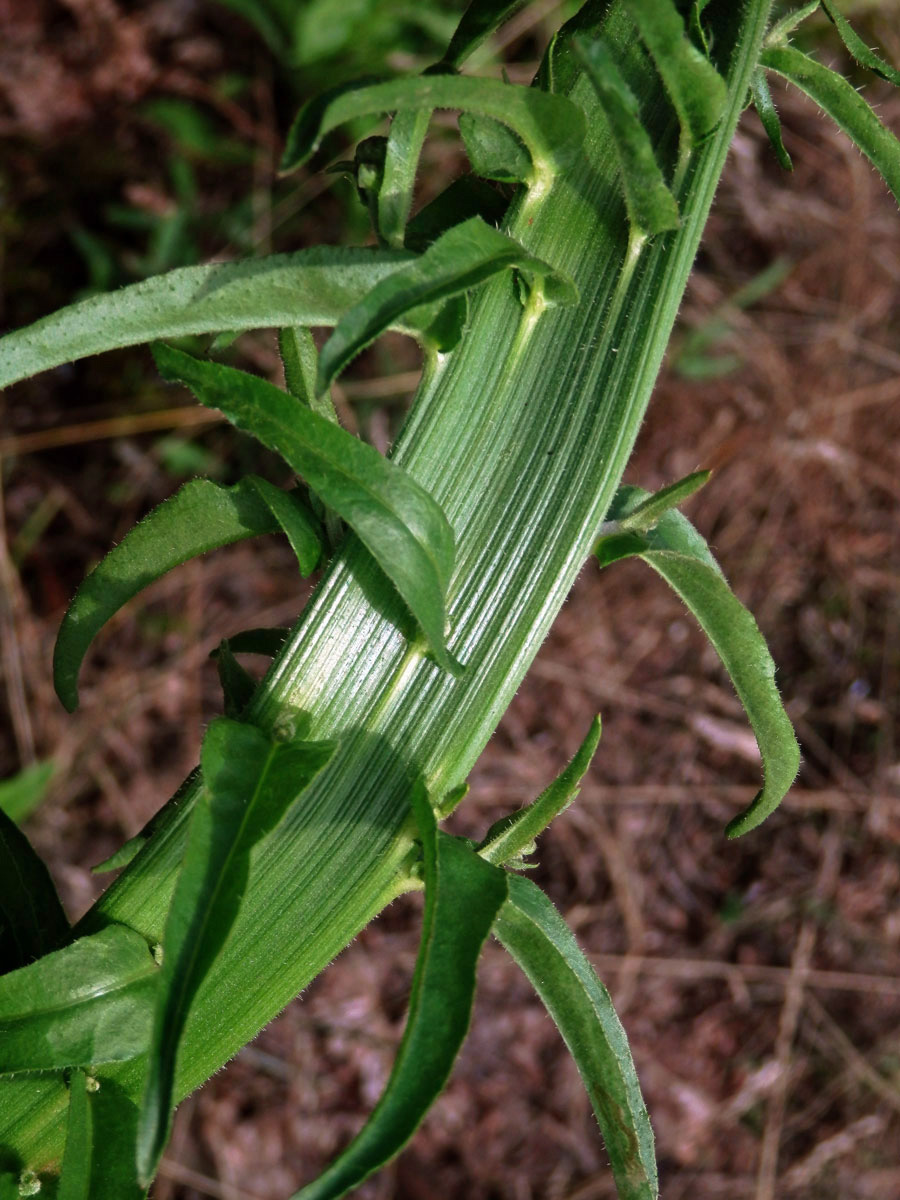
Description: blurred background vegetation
xmin=1 ymin=2 xmax=899 ymax=1197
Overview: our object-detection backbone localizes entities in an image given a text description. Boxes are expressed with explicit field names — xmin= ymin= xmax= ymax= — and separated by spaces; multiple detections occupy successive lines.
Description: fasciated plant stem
xmin=0 ymin=0 xmax=774 ymax=1176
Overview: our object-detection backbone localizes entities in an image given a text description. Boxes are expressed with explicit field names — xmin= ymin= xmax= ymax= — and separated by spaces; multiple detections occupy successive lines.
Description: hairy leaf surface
xmin=573 ymin=36 xmax=680 ymax=236
xmin=0 ymin=925 xmax=158 ymax=1073
xmin=281 ymin=75 xmax=585 ymax=186
xmin=597 ymin=486 xmax=799 ymax=836
xmin=0 ymin=806 xmax=69 ymax=974
xmin=153 ymin=344 xmax=461 ymax=672
xmin=751 ymin=68 xmax=793 ymax=170
xmin=820 ymin=0 xmax=900 ymax=85
xmin=477 ymin=716 xmax=602 ymax=865
xmin=137 ymin=719 xmax=335 ymax=1184
xmin=628 ymin=0 xmax=727 ymax=144
xmin=319 ymin=217 xmax=577 ymax=391
xmin=495 ymin=875 xmax=657 ymax=1200
xmin=761 ymin=45 xmax=900 ymax=205
xmin=0 ymin=248 xmax=417 ymax=389
xmin=54 ymin=476 xmax=321 ymax=711
xmin=293 ymin=788 xmax=507 ymax=1199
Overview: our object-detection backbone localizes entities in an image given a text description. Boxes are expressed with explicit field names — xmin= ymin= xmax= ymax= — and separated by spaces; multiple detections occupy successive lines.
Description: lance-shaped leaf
xmin=0 ymin=806 xmax=69 ymax=974
xmin=153 ymin=344 xmax=461 ymax=674
xmin=820 ymin=0 xmax=900 ymax=86
xmin=596 ymin=486 xmax=799 ymax=837
xmin=0 ymin=760 xmax=55 ymax=825
xmin=627 ymin=0 xmax=727 ymax=146
xmin=0 ymin=247 xmax=417 ymax=390
xmin=761 ymin=45 xmax=900 ymax=205
xmin=59 ymin=1071 xmax=94 ymax=1200
xmin=477 ymin=716 xmax=602 ymax=866
xmin=494 ymin=875 xmax=657 ymax=1200
xmin=573 ymin=36 xmax=680 ymax=237
xmin=764 ymin=1 xmax=821 ymax=49
xmin=0 ymin=924 xmax=158 ymax=1074
xmin=751 ymin=67 xmax=793 ymax=170
xmin=137 ymin=719 xmax=336 ymax=1185
xmin=379 ymin=109 xmax=431 ymax=247
xmin=53 ymin=476 xmax=321 ymax=712
xmin=319 ymin=217 xmax=577 ymax=393
xmin=442 ymin=0 xmax=529 ymax=68
xmin=614 ymin=469 xmax=710 ymax=533
xmin=281 ymin=75 xmax=585 ymax=188
xmin=292 ymin=787 xmax=507 ymax=1199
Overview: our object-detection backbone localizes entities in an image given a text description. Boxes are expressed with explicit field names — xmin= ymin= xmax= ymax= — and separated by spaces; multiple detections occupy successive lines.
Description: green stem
xmin=0 ymin=0 xmax=774 ymax=1177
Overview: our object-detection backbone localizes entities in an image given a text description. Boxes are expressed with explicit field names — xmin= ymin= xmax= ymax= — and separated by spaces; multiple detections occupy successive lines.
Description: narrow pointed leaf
xmin=764 ymin=1 xmax=821 ymax=48
xmin=319 ymin=216 xmax=577 ymax=392
xmin=53 ymin=476 xmax=321 ymax=712
xmin=751 ymin=68 xmax=793 ymax=170
xmin=573 ymin=36 xmax=680 ymax=237
xmin=596 ymin=487 xmax=800 ymax=836
xmin=0 ymin=248 xmax=419 ymax=390
xmin=477 ymin=716 xmax=602 ymax=865
xmin=820 ymin=0 xmax=900 ymax=86
xmin=293 ymin=789 xmax=507 ymax=1199
xmin=379 ymin=109 xmax=431 ymax=246
xmin=244 ymin=476 xmax=321 ymax=574
xmin=627 ymin=0 xmax=727 ymax=145
xmin=59 ymin=1071 xmax=94 ymax=1200
xmin=137 ymin=719 xmax=335 ymax=1185
xmin=495 ymin=875 xmax=657 ymax=1200
xmin=442 ymin=0 xmax=529 ymax=67
xmin=0 ymin=925 xmax=158 ymax=1073
xmin=281 ymin=75 xmax=585 ymax=187
xmin=0 ymin=807 xmax=69 ymax=974
xmin=0 ymin=761 xmax=55 ymax=825
xmin=616 ymin=469 xmax=710 ymax=532
xmin=761 ymin=44 xmax=900 ymax=205
xmin=153 ymin=344 xmax=461 ymax=673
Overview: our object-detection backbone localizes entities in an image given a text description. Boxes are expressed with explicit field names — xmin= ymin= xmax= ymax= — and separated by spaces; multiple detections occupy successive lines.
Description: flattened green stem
xmin=0 ymin=0 xmax=776 ymax=1175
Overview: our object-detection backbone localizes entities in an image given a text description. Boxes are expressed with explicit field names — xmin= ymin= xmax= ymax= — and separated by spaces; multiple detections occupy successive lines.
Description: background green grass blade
xmin=573 ymin=36 xmax=680 ymax=236
xmin=137 ymin=720 xmax=335 ymax=1185
xmin=0 ymin=807 xmax=69 ymax=974
xmin=0 ymin=761 xmax=55 ymax=825
xmin=319 ymin=217 xmax=577 ymax=392
xmin=443 ymin=0 xmax=529 ymax=67
xmin=596 ymin=487 xmax=800 ymax=837
xmin=761 ymin=44 xmax=900 ymax=205
xmin=750 ymin=67 xmax=793 ymax=169
xmin=153 ymin=344 xmax=461 ymax=673
xmin=281 ymin=75 xmax=585 ymax=185
xmin=477 ymin=716 xmax=602 ymax=865
xmin=0 ymin=248 xmax=416 ymax=390
xmin=59 ymin=1071 xmax=93 ymax=1200
xmin=53 ymin=476 xmax=320 ymax=712
xmin=820 ymin=0 xmax=900 ymax=85
xmin=0 ymin=1175 xmax=16 ymax=1200
xmin=293 ymin=791 xmax=508 ymax=1199
xmin=0 ymin=925 xmax=158 ymax=1073
xmin=627 ymin=0 xmax=727 ymax=145
xmin=495 ymin=875 xmax=657 ymax=1200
